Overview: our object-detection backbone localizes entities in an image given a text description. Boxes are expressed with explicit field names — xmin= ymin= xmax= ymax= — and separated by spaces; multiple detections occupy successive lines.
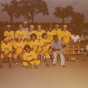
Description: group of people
xmin=0 ymin=23 xmax=81 ymax=68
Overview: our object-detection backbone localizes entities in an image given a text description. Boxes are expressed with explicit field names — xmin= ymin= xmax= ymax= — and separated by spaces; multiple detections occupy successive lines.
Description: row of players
xmin=4 ymin=24 xmax=80 ymax=44
xmin=0 ymin=24 xmax=80 ymax=68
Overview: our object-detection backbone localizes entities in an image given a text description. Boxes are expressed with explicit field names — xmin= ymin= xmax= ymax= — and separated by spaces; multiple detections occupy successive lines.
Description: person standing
xmin=71 ymin=33 xmax=81 ymax=55
xmin=51 ymin=35 xmax=65 ymax=66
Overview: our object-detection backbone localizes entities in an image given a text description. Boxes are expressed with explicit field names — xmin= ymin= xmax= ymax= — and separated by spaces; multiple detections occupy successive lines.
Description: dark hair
xmin=30 ymin=33 xmax=37 ymax=39
xmin=53 ymin=35 xmax=58 ymax=40
xmin=42 ymin=33 xmax=47 ymax=38
xmin=24 ymin=45 xmax=31 ymax=51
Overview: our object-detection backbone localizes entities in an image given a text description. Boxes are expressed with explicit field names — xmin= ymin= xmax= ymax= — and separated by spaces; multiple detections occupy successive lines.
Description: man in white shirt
xmin=71 ymin=33 xmax=81 ymax=55
xmin=71 ymin=34 xmax=80 ymax=43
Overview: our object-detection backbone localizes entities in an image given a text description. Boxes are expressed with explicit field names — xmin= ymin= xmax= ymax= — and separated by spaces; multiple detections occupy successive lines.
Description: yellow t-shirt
xmin=4 ymin=31 xmax=14 ymax=39
xmin=28 ymin=40 xmax=40 ymax=54
xmin=47 ymin=30 xmax=57 ymax=41
xmin=39 ymin=39 xmax=51 ymax=58
xmin=57 ymin=29 xmax=64 ymax=39
xmin=1 ymin=41 xmax=13 ymax=55
xmin=9 ymin=31 xmax=14 ymax=38
xmin=13 ymin=41 xmax=25 ymax=55
xmin=63 ymin=31 xmax=72 ymax=44
xmin=35 ymin=30 xmax=46 ymax=40
xmin=20 ymin=31 xmax=29 ymax=39
xmin=22 ymin=51 xmax=38 ymax=61
xmin=15 ymin=30 xmax=22 ymax=39
xmin=22 ymin=51 xmax=40 ymax=66
xmin=4 ymin=31 xmax=9 ymax=37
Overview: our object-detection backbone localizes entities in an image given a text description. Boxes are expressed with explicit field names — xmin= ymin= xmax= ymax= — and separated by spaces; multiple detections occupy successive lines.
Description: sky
xmin=0 ymin=0 xmax=88 ymax=22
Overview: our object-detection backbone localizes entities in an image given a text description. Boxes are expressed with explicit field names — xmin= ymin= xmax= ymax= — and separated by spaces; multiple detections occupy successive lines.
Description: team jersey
xmin=63 ymin=31 xmax=72 ymax=44
xmin=15 ymin=30 xmax=22 ymax=39
xmin=20 ymin=31 xmax=29 ymax=39
xmin=4 ymin=31 xmax=9 ymax=37
xmin=51 ymin=29 xmax=57 ymax=36
xmin=22 ymin=51 xmax=37 ymax=61
xmin=48 ymin=29 xmax=60 ymax=42
xmin=28 ymin=40 xmax=40 ymax=54
xmin=22 ymin=51 xmax=40 ymax=66
xmin=39 ymin=39 xmax=51 ymax=58
xmin=4 ymin=31 xmax=14 ymax=39
xmin=35 ymin=30 xmax=46 ymax=40
xmin=13 ymin=41 xmax=25 ymax=55
xmin=1 ymin=41 xmax=13 ymax=55
xmin=57 ymin=29 xmax=64 ymax=39
xmin=47 ymin=31 xmax=55 ymax=42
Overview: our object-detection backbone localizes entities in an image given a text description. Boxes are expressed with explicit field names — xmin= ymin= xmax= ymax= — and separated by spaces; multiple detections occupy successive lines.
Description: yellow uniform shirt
xmin=20 ymin=31 xmax=29 ymax=39
xmin=4 ymin=31 xmax=9 ymax=37
xmin=22 ymin=51 xmax=37 ymax=61
xmin=4 ymin=31 xmax=14 ymax=39
xmin=35 ymin=30 xmax=46 ymax=40
xmin=57 ymin=29 xmax=64 ymax=39
xmin=47 ymin=30 xmax=57 ymax=41
xmin=22 ymin=51 xmax=40 ymax=66
xmin=13 ymin=41 xmax=25 ymax=55
xmin=39 ymin=39 xmax=51 ymax=58
xmin=63 ymin=31 xmax=72 ymax=44
xmin=1 ymin=41 xmax=13 ymax=55
xmin=28 ymin=40 xmax=40 ymax=54
xmin=9 ymin=31 xmax=14 ymax=39
xmin=15 ymin=30 xmax=22 ymax=39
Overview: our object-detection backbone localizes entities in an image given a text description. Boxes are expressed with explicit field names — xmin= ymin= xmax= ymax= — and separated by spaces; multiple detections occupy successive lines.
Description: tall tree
xmin=1 ymin=0 xmax=48 ymax=23
xmin=54 ymin=6 xmax=74 ymax=24
xmin=1 ymin=0 xmax=23 ymax=23
xmin=72 ymin=12 xmax=85 ymax=25
xmin=19 ymin=0 xmax=48 ymax=23
xmin=71 ymin=12 xmax=85 ymax=33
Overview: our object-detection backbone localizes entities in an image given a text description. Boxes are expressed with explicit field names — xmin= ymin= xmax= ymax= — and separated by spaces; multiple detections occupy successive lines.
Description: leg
xmin=59 ymin=52 xmax=65 ymax=66
xmin=52 ymin=51 xmax=58 ymax=65
xmin=0 ymin=53 xmax=4 ymax=68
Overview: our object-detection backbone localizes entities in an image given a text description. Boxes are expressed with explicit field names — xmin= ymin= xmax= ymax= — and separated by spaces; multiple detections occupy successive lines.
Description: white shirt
xmin=71 ymin=35 xmax=80 ymax=43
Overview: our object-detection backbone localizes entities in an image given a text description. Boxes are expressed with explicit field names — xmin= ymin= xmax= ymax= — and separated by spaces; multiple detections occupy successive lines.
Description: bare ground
xmin=0 ymin=56 xmax=88 ymax=88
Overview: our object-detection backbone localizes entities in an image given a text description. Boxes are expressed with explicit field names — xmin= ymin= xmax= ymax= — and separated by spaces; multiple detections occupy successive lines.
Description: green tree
xmin=71 ymin=12 xmax=85 ymax=34
xmin=1 ymin=0 xmax=23 ymax=23
xmin=72 ymin=12 xmax=85 ymax=25
xmin=19 ymin=0 xmax=48 ymax=23
xmin=1 ymin=0 xmax=48 ymax=23
xmin=54 ymin=6 xmax=74 ymax=24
